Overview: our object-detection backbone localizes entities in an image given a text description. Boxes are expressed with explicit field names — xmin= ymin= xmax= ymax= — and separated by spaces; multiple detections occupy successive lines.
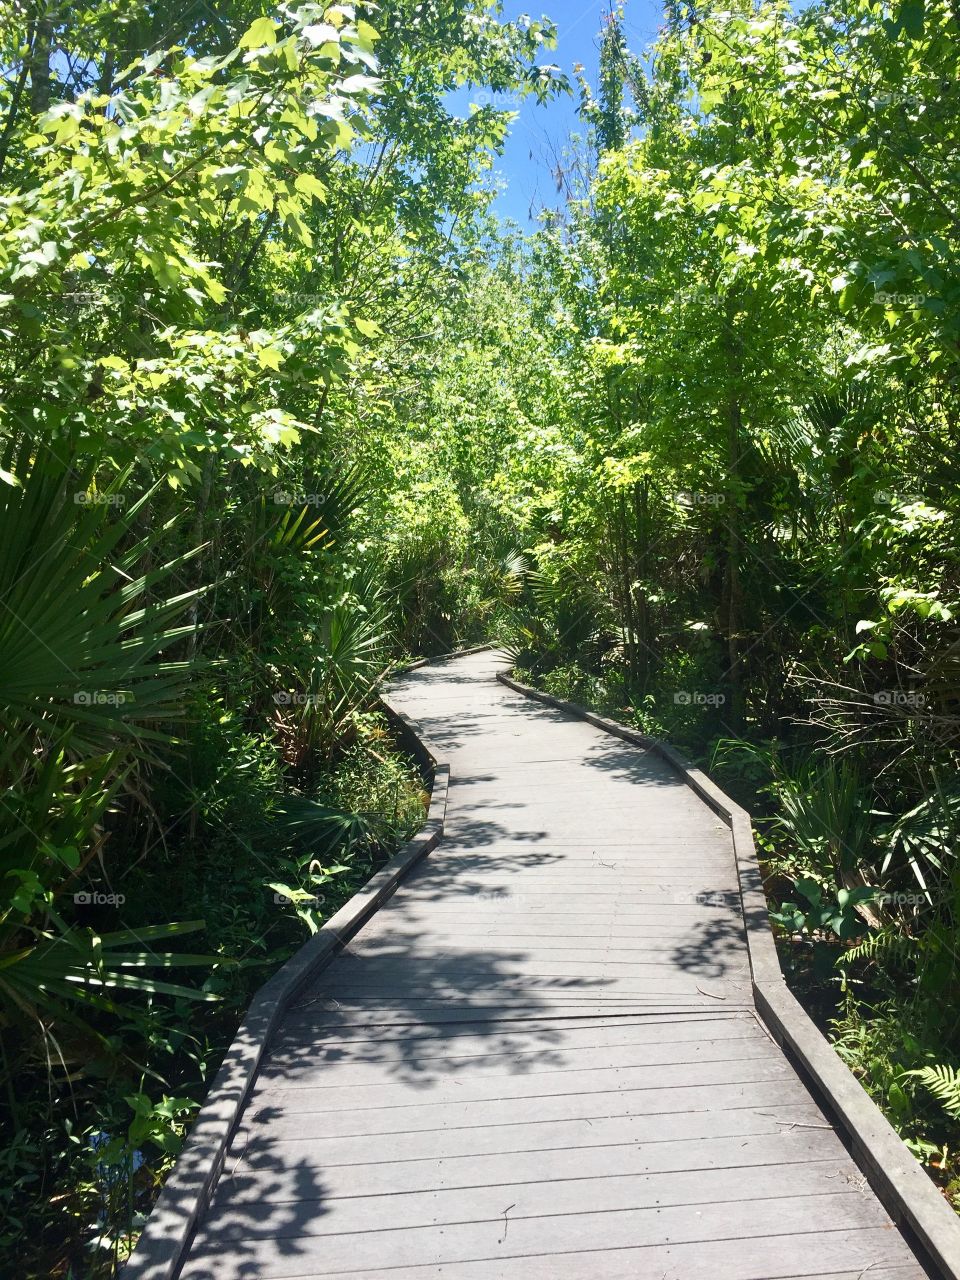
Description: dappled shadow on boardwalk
xmin=438 ymin=814 xmax=554 ymax=846
xmin=281 ymin=933 xmax=607 ymax=1083
xmin=666 ymin=890 xmax=750 ymax=983
xmin=172 ymin=654 xmax=931 ymax=1280
xmin=181 ymin=1150 xmax=331 ymax=1279
xmin=181 ymin=932 xmax=598 ymax=1277
xmin=581 ymin=737 xmax=684 ymax=788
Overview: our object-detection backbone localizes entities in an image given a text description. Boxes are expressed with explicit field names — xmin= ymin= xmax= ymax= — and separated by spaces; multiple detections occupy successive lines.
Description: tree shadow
xmin=179 ymin=653 xmax=767 ymax=1276
xmin=665 ymin=890 xmax=752 ymax=983
xmin=180 ymin=1147 xmax=331 ymax=1279
xmin=179 ymin=933 xmax=621 ymax=1275
xmin=438 ymin=814 xmax=552 ymax=846
xmin=580 ymin=734 xmax=709 ymax=795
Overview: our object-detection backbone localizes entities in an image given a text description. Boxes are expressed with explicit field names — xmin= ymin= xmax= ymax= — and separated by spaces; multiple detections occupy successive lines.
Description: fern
xmin=908 ymin=1065 xmax=960 ymax=1120
xmin=841 ymin=927 xmax=919 ymax=969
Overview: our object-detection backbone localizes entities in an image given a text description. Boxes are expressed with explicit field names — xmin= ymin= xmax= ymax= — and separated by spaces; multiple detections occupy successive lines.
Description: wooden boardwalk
xmin=179 ymin=650 xmax=929 ymax=1279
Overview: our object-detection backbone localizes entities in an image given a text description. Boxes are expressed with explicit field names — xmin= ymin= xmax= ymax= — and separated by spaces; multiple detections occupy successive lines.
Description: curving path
xmin=179 ymin=650 xmax=930 ymax=1280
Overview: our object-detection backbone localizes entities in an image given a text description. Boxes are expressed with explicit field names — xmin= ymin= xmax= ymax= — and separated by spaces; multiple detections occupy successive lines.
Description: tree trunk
xmin=98 ymin=47 xmax=115 ymax=98
xmin=725 ymin=396 xmax=745 ymax=727
xmin=723 ymin=312 xmax=746 ymax=729
xmin=186 ymin=453 xmax=215 ymax=662
xmin=29 ymin=6 xmax=53 ymax=116
xmin=0 ymin=23 xmax=34 ymax=179
xmin=631 ymin=477 xmax=650 ymax=691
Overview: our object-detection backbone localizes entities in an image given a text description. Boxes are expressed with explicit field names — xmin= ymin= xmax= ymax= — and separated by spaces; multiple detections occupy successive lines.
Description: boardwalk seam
xmin=497 ymin=668 xmax=960 ymax=1280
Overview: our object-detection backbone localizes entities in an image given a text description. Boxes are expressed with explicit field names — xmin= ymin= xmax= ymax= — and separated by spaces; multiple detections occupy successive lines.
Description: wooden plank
xmin=254 ymin=1052 xmax=793 ymax=1109
xmin=403 ymin=870 xmax=741 ymax=885
xmin=271 ymin=1012 xmax=759 ymax=1052
xmin=182 ymin=1193 xmax=895 ymax=1278
xmin=213 ymin=1128 xmax=849 ymax=1205
xmin=232 ymin=1080 xmax=818 ymax=1144
xmin=278 ymin=1008 xmax=751 ymax=1037
xmin=346 ymin=943 xmax=747 ymax=964
xmin=426 ymin=843 xmax=734 ymax=855
xmin=230 ymin=1100 xmax=831 ymax=1169
xmin=279 ymin=1007 xmax=762 ymax=1035
xmin=259 ymin=1033 xmax=777 ymax=1088
xmin=205 ymin=1157 xmax=864 ymax=1237
xmin=305 ymin=981 xmax=753 ymax=1004
xmin=310 ymin=962 xmax=753 ymax=987
xmin=354 ymin=904 xmax=746 ymax=919
xmin=334 ymin=930 xmax=746 ymax=950
xmin=182 ymin=1232 xmax=920 ymax=1280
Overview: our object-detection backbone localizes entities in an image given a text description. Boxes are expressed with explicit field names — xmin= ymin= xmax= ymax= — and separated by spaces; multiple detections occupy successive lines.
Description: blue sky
xmin=459 ymin=0 xmax=667 ymax=225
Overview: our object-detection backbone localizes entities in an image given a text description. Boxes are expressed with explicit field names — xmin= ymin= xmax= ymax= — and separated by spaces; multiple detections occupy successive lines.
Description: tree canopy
xmin=1 ymin=0 xmax=958 ymax=1269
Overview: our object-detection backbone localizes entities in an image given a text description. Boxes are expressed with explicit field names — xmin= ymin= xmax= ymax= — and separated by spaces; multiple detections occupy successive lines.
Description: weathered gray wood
xmin=204 ymin=1157 xmax=870 ymax=1237
xmin=181 ymin=1194 xmax=897 ymax=1278
xmin=228 ymin=1099 xmax=832 ymax=1170
xmin=258 ymin=1035 xmax=779 ymax=1090
xmin=279 ymin=1007 xmax=750 ymax=1036
xmin=270 ymin=1010 xmax=759 ymax=1052
xmin=179 ymin=1235 xmax=925 ymax=1280
xmin=206 ymin=1127 xmax=863 ymax=1208
xmin=252 ymin=1053 xmax=796 ymax=1113
xmin=161 ymin=650 xmax=944 ymax=1280
xmin=282 ymin=1000 xmax=759 ymax=1028
xmin=229 ymin=1080 xmax=818 ymax=1144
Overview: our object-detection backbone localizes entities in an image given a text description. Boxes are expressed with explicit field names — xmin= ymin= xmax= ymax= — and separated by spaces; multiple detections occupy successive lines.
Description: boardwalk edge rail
xmin=123 ymin=695 xmax=450 ymax=1280
xmin=497 ymin=669 xmax=960 ymax=1280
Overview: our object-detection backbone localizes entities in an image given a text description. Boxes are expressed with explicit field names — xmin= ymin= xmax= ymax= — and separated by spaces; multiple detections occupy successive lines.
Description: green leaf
xmin=895 ymin=0 xmax=925 ymax=37
xmin=240 ymin=16 xmax=277 ymax=49
xmin=257 ymin=346 xmax=284 ymax=371
xmin=294 ymin=172 xmax=327 ymax=203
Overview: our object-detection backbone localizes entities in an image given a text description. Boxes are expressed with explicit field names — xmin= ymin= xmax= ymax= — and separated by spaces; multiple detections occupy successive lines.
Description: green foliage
xmin=0 ymin=1 xmax=563 ymax=1272
xmin=832 ymin=1002 xmax=960 ymax=1199
xmin=771 ymin=878 xmax=877 ymax=944
xmin=460 ymin=0 xmax=960 ymax=1212
xmin=909 ymin=1065 xmax=960 ymax=1122
xmin=3 ymin=0 xmax=960 ymax=1257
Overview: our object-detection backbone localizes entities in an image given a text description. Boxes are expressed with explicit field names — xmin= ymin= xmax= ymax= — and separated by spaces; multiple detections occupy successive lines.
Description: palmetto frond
xmin=0 ymin=440 xmax=205 ymax=757
xmin=0 ymin=917 xmax=227 ymax=1089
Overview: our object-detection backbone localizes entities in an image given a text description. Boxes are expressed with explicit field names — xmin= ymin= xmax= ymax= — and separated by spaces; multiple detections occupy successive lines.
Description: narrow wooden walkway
xmin=181 ymin=650 xmax=928 ymax=1279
